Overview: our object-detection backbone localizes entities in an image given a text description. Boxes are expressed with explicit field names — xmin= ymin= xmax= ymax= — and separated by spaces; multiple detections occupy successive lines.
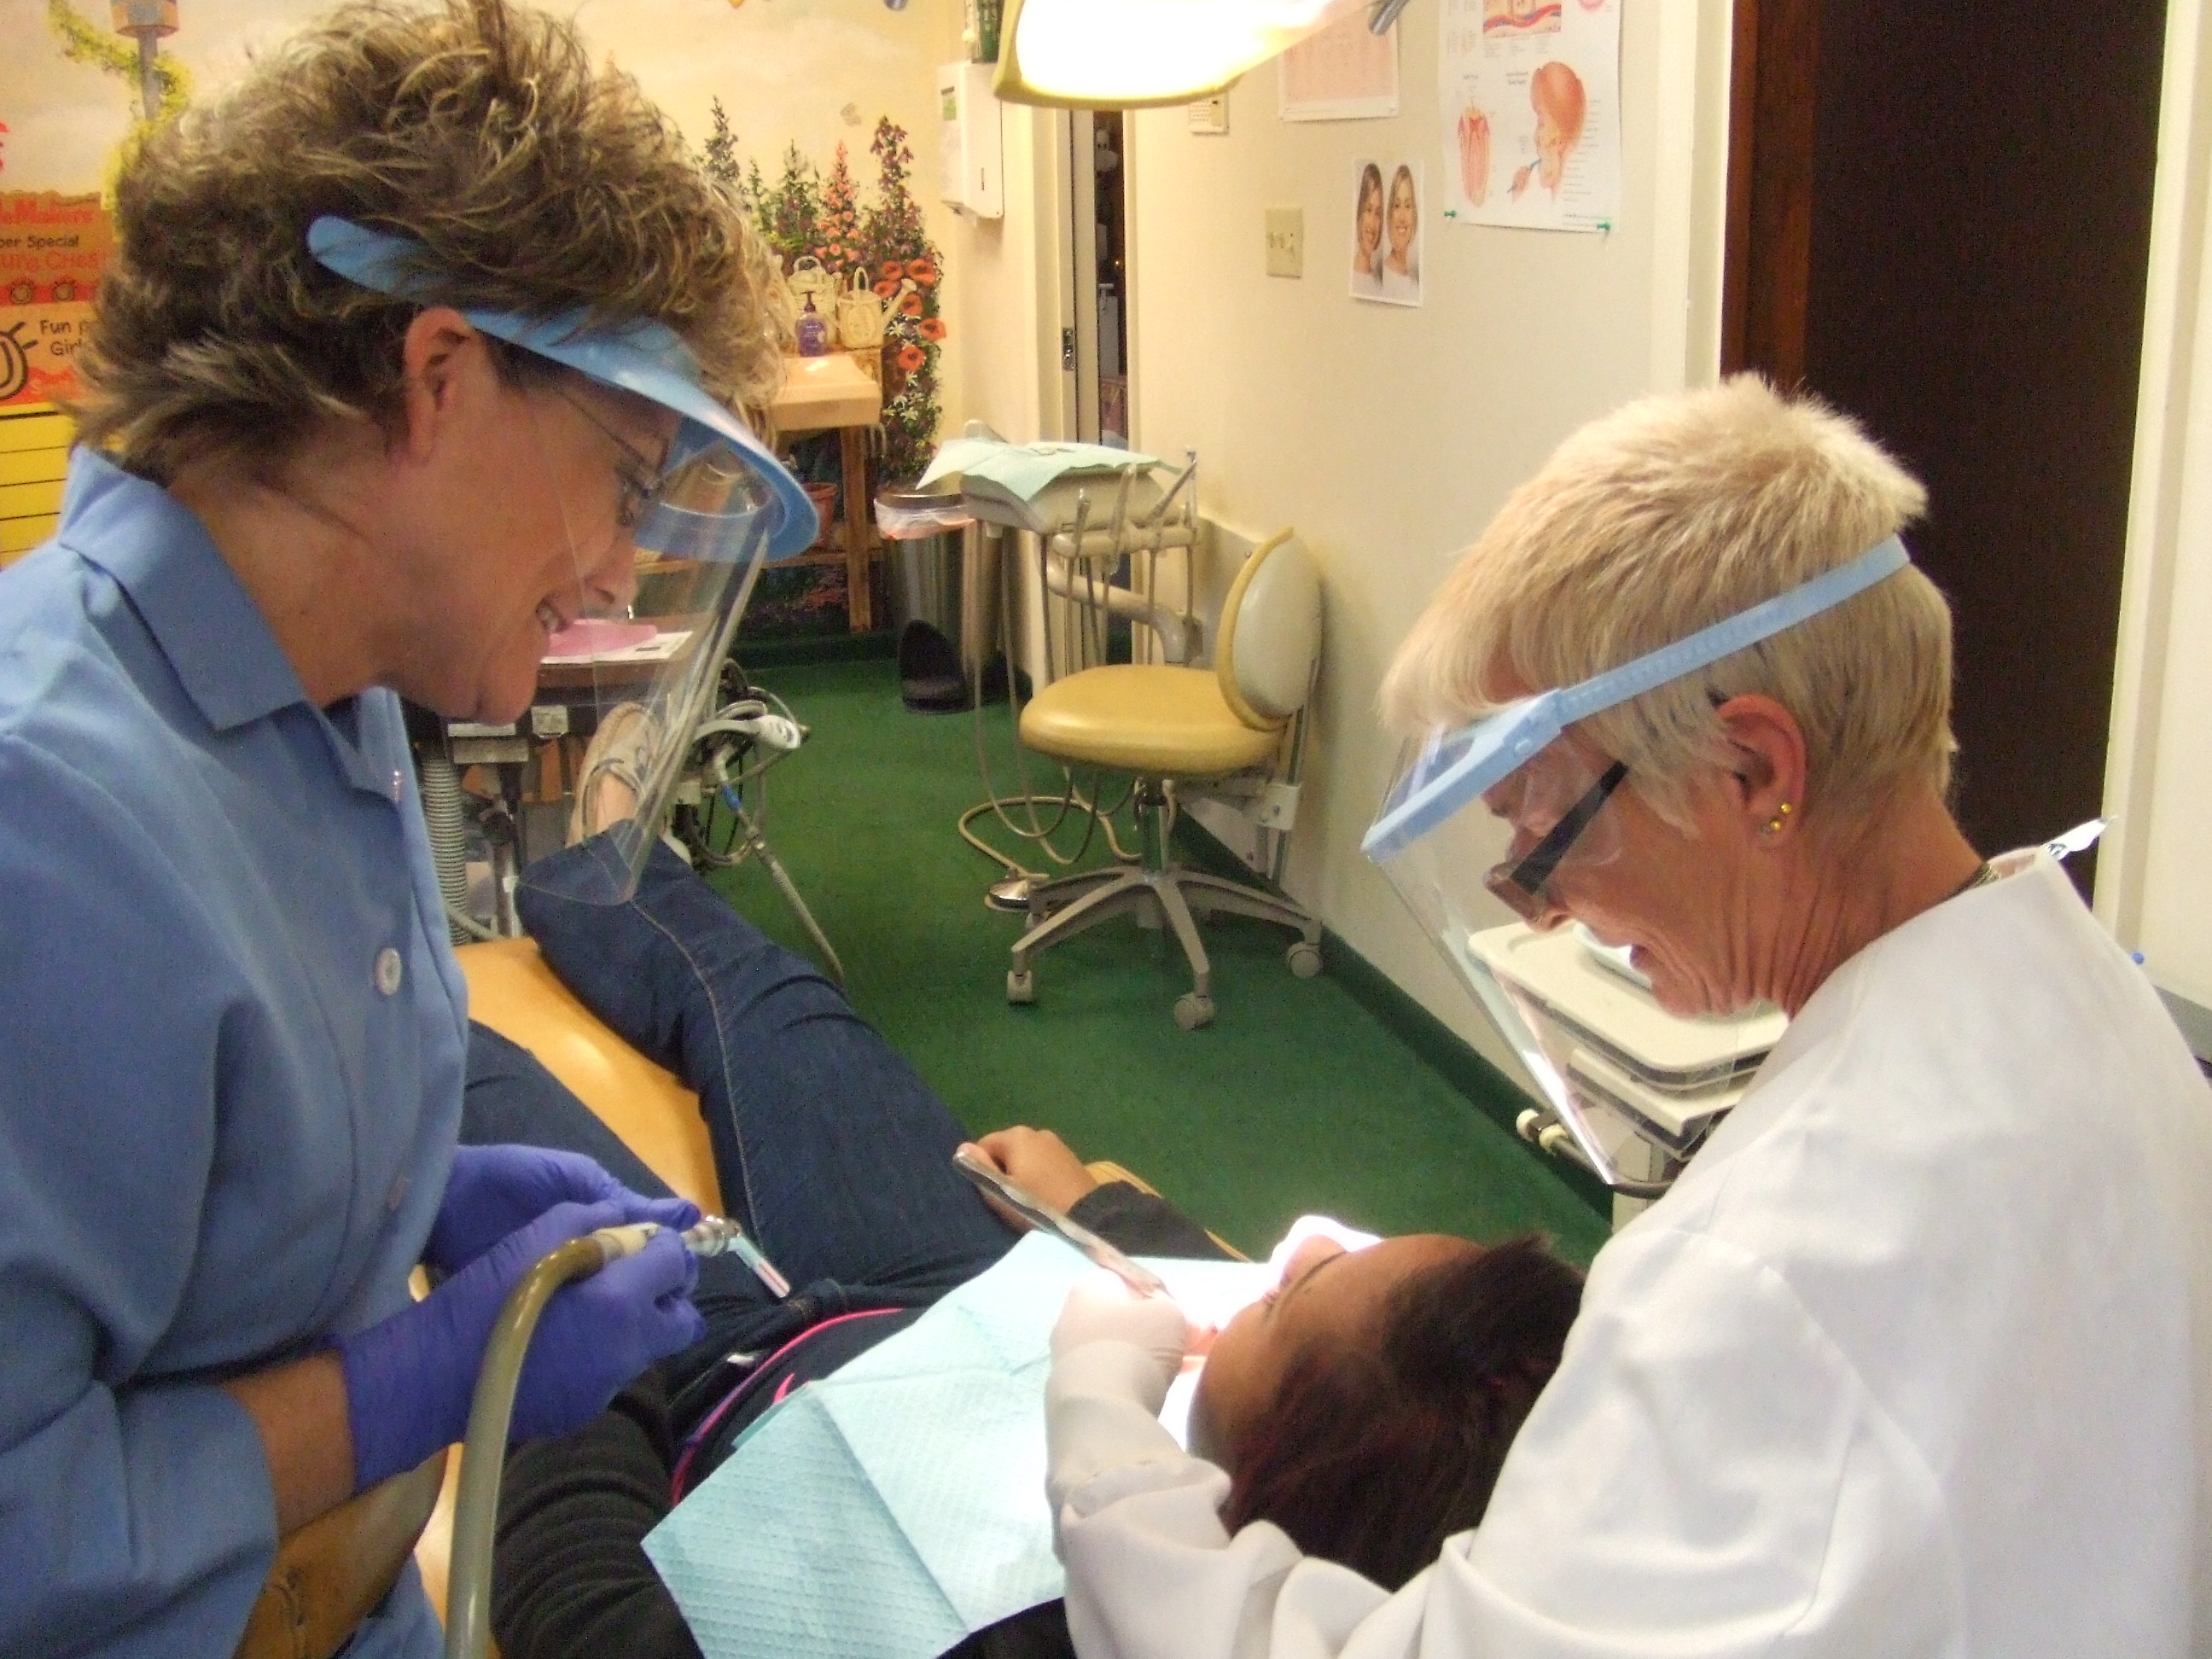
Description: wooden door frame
xmin=1065 ymin=109 xmax=1103 ymax=444
xmin=1725 ymin=0 xmax=2199 ymax=981
xmin=1719 ymin=0 xmax=1819 ymax=383
xmin=2098 ymin=0 xmax=2212 ymax=959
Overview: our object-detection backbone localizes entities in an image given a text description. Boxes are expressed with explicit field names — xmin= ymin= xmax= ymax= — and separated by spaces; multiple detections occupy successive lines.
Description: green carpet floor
xmin=704 ymin=656 xmax=1610 ymax=1265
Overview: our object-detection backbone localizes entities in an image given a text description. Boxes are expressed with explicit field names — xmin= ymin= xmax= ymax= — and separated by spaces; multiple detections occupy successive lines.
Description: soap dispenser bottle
xmin=795 ymin=294 xmax=830 ymax=357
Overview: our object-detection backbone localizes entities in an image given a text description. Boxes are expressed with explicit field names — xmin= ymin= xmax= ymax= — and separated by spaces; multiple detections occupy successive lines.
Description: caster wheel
xmin=1007 ymin=969 xmax=1036 ymax=1005
xmin=1286 ymin=940 xmax=1324 ymax=979
xmin=1173 ymin=992 xmax=1215 ymax=1031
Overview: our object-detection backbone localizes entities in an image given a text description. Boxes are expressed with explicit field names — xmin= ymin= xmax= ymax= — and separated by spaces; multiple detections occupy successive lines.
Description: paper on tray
xmin=915 ymin=436 xmax=1161 ymax=502
xmin=539 ymin=627 xmax=693 ymax=667
xmin=644 ymin=1232 xmax=1269 ymax=1659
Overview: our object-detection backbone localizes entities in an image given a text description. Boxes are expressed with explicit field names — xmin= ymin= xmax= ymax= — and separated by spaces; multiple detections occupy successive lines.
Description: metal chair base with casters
xmin=1006 ymin=778 xmax=1323 ymax=1029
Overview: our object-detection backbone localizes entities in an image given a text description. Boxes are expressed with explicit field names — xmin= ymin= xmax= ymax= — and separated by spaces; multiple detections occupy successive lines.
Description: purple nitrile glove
xmin=338 ymin=1199 xmax=706 ymax=1491
xmin=424 ymin=1143 xmax=700 ymax=1277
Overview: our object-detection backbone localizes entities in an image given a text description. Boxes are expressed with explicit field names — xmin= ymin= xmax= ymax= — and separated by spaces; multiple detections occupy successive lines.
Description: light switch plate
xmin=1265 ymin=207 xmax=1304 ymax=278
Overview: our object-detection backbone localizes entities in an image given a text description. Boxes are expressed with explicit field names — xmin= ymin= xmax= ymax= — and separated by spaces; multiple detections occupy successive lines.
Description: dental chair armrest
xmin=1041 ymin=557 xmax=1201 ymax=664
xmin=233 ymin=1451 xmax=448 ymax=1659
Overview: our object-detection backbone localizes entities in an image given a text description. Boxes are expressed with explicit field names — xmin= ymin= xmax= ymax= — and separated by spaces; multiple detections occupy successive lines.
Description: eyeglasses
xmin=556 ymin=384 xmax=664 ymax=531
xmin=1483 ymin=759 xmax=1629 ymax=922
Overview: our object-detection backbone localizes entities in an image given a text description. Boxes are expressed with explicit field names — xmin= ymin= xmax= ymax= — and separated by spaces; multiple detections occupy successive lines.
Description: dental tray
xmin=1469 ymin=922 xmax=1786 ymax=1093
xmin=1568 ymin=1045 xmax=1744 ymax=1153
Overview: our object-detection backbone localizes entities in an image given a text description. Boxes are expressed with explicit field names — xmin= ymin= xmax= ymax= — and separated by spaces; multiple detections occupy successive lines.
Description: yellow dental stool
xmin=1009 ymin=528 xmax=1324 ymax=1028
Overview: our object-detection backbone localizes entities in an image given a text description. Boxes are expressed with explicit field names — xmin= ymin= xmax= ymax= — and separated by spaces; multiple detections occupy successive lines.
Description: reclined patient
xmin=474 ymin=832 xmax=1583 ymax=1659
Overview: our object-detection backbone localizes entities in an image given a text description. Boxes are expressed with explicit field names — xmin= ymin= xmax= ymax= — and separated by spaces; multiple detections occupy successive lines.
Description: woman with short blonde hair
xmin=1383 ymin=374 xmax=1951 ymax=826
xmin=1045 ymin=375 xmax=2212 ymax=1659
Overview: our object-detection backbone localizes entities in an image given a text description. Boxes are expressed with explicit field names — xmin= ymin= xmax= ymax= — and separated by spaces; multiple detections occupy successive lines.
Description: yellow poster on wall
xmin=0 ymin=191 xmax=113 ymax=406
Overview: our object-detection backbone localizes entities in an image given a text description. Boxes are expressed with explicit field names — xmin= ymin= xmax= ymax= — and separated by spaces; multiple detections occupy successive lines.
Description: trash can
xmin=876 ymin=485 xmax=998 ymax=713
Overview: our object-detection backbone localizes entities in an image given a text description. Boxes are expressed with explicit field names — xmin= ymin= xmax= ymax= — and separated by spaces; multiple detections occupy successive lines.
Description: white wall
xmin=937 ymin=97 xmax=1087 ymax=686
xmin=1122 ymin=0 xmax=1732 ymax=1068
xmin=2098 ymin=0 xmax=2212 ymax=1041
xmin=940 ymin=100 xmax=1066 ymax=445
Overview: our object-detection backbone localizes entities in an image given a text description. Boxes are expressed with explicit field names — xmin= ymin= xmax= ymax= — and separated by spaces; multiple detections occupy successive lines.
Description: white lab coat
xmin=1049 ymin=853 xmax=2212 ymax=1657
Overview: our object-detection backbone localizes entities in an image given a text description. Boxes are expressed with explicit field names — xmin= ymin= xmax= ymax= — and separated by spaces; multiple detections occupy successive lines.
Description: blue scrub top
xmin=0 ymin=452 xmax=465 ymax=1656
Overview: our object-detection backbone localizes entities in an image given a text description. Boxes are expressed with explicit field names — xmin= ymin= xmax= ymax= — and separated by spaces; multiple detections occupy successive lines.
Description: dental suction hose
xmin=1515 ymin=1109 xmax=1674 ymax=1202
xmin=444 ymin=1215 xmax=777 ymax=1659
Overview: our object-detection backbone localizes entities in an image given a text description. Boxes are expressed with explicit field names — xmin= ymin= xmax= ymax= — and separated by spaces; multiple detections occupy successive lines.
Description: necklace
xmin=1947 ymin=859 xmax=2000 ymax=901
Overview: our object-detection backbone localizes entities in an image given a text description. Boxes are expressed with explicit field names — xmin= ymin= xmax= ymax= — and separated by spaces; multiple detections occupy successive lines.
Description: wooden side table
xmin=769 ymin=352 xmax=886 ymax=632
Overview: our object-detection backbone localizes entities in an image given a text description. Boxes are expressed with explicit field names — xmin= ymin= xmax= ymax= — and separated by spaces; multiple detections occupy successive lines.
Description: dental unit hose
xmin=443 ymin=1215 xmax=787 ymax=1659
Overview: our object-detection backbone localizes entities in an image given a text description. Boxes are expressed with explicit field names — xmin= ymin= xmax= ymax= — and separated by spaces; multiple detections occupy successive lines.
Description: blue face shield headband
xmin=306 ymin=216 xmax=818 ymax=563
xmin=1362 ymin=534 xmax=1912 ymax=864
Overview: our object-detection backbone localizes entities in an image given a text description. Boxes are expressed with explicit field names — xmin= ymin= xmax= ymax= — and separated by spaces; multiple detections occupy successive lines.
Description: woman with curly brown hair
xmin=0 ymin=4 xmax=813 ymax=1655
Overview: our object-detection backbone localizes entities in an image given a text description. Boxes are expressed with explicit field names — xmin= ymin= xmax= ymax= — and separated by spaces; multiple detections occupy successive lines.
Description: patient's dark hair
xmin=1222 ymin=1236 xmax=1582 ymax=1591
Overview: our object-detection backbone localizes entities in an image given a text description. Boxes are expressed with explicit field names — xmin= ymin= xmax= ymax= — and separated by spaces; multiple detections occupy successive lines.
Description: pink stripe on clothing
xmin=671 ymin=1307 xmax=901 ymax=1499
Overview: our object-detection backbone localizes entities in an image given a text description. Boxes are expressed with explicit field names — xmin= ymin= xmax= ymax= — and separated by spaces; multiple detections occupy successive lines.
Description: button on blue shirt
xmin=0 ymin=452 xmax=466 ymax=1656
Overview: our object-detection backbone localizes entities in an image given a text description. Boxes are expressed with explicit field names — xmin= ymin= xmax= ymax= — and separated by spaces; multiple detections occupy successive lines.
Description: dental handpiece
xmin=678 ymin=1214 xmax=793 ymax=1298
xmin=587 ymin=1214 xmax=792 ymax=1297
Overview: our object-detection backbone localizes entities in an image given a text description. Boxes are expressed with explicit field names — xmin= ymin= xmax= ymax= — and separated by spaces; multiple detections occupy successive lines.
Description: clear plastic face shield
xmin=1461 ymin=731 xmax=1632 ymax=925
xmin=1361 ymin=536 xmax=1912 ymax=1186
xmin=308 ymin=218 xmax=818 ymax=904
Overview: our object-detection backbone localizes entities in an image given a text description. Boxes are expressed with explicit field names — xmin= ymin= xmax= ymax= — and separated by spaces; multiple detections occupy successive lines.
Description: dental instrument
xmin=952 ymin=1146 xmax=1170 ymax=1296
xmin=678 ymin=1214 xmax=794 ymax=1299
xmin=676 ymin=676 xmax=847 ymax=985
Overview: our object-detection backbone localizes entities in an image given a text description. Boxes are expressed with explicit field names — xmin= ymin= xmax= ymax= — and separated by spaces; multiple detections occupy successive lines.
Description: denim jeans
xmin=462 ymin=839 xmax=1017 ymax=1400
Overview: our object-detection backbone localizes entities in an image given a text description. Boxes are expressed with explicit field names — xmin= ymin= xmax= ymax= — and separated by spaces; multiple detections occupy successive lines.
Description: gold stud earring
xmin=1763 ymin=801 xmax=1793 ymax=835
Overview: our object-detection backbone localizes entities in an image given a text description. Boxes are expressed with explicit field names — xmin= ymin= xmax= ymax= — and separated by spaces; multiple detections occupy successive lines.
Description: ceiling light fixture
xmin=992 ymin=0 xmax=1377 ymax=109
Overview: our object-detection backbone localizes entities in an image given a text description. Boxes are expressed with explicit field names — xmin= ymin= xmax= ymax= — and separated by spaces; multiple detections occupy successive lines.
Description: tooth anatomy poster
xmin=1439 ymin=0 xmax=1621 ymax=234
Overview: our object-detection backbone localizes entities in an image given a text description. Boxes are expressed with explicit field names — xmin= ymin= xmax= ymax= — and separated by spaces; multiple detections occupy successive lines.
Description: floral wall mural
xmin=704 ymin=109 xmax=947 ymax=485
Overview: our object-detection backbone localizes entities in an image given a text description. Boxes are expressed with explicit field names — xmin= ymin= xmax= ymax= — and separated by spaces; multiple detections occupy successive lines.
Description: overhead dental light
xmin=993 ymin=0 xmax=1387 ymax=109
